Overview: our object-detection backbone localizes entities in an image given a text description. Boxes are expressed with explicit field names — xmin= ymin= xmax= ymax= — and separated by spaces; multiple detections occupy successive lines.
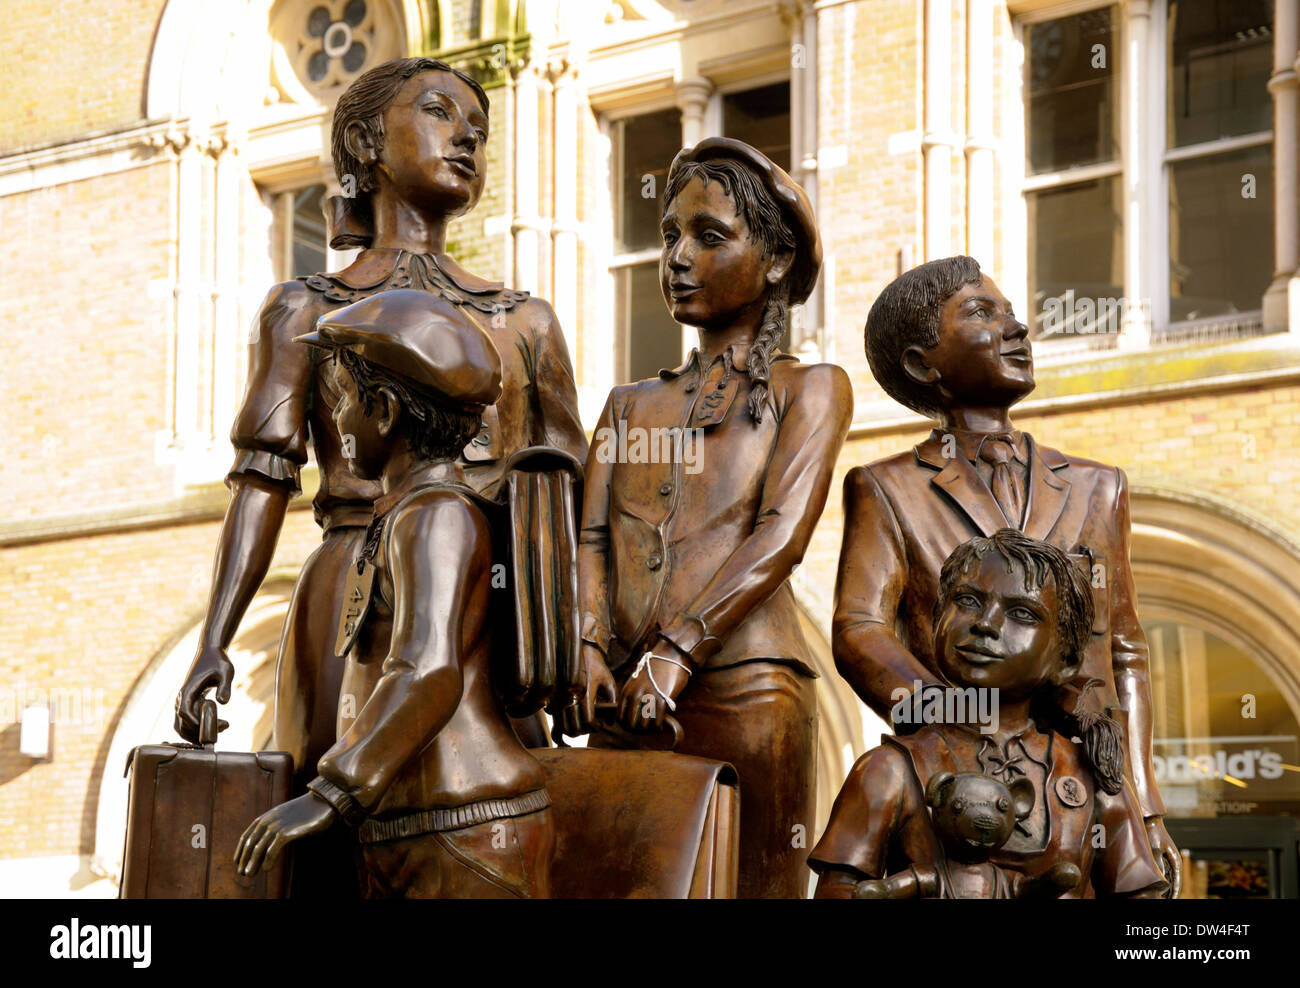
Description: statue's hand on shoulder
xmin=174 ymin=644 xmax=234 ymax=743
xmin=1146 ymin=815 xmax=1182 ymax=898
xmin=618 ymin=647 xmax=691 ymax=733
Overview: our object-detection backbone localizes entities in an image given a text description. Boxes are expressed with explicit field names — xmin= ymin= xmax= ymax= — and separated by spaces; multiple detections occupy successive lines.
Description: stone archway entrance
xmin=1131 ymin=487 xmax=1300 ymax=897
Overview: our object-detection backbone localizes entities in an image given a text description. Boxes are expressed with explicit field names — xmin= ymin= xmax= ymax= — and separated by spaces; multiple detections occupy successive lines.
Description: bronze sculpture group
xmin=152 ymin=56 xmax=1177 ymax=899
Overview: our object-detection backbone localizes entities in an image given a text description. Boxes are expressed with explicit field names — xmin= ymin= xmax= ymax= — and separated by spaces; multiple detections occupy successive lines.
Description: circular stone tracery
xmin=272 ymin=0 xmax=398 ymax=100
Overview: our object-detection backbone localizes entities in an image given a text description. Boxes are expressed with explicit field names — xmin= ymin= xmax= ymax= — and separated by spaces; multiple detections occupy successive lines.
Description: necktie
xmin=980 ymin=438 xmax=1024 ymax=528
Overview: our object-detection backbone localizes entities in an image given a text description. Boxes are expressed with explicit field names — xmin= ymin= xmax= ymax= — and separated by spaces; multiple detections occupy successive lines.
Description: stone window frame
xmin=1009 ymin=0 xmax=1291 ymax=363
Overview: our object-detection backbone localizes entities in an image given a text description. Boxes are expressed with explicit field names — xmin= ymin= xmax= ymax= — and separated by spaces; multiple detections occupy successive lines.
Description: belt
xmin=358 ymin=788 xmax=551 ymax=844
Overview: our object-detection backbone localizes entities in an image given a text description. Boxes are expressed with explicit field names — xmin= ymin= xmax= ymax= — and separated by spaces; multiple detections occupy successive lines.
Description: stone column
xmin=965 ymin=0 xmax=995 ymax=269
xmin=1119 ymin=0 xmax=1152 ymax=348
xmin=923 ymin=0 xmax=954 ymax=260
xmin=512 ymin=58 xmax=543 ymax=293
xmin=550 ymin=58 xmax=580 ymax=357
xmin=676 ymin=77 xmax=713 ymax=149
xmin=211 ymin=131 xmax=241 ymax=444
xmin=172 ymin=126 xmax=203 ymax=448
xmin=1265 ymin=0 xmax=1299 ymax=332
xmin=797 ymin=1 xmax=822 ymax=355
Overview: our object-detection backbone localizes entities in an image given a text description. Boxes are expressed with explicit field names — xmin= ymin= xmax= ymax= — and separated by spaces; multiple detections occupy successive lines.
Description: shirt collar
xmin=371 ymin=460 xmax=467 ymax=518
xmin=659 ymin=343 xmax=753 ymax=380
xmin=928 ymin=427 xmax=1027 ymax=465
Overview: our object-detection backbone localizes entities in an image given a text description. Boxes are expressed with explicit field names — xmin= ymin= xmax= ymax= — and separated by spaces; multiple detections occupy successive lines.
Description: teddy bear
xmin=852 ymin=771 xmax=1082 ymax=899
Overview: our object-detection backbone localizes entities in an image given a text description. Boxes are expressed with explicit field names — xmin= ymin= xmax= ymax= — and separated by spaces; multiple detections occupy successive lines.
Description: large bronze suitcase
xmin=120 ymin=701 xmax=293 ymax=898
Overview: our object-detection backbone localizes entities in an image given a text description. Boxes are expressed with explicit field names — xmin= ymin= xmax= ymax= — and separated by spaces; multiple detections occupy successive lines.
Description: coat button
xmin=659 ymin=483 xmax=672 ymax=496
xmin=647 ymin=554 xmax=662 ymax=570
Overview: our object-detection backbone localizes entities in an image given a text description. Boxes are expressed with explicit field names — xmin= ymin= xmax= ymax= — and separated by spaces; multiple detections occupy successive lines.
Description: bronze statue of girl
xmin=573 ymin=138 xmax=853 ymax=898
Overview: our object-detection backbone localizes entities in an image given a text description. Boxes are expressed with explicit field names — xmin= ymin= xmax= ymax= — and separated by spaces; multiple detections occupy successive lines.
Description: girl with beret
xmin=573 ymin=138 xmax=853 ymax=897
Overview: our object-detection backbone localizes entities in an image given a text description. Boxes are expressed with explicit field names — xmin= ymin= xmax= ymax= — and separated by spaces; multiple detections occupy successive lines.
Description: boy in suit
xmin=833 ymin=255 xmax=1179 ymax=892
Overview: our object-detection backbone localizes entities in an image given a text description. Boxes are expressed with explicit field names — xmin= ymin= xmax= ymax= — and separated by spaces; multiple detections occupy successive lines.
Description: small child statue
xmin=809 ymin=529 xmax=1168 ymax=899
xmin=234 ymin=289 xmax=553 ymax=898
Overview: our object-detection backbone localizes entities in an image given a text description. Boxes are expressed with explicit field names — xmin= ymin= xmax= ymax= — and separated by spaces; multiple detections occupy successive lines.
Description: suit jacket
xmin=579 ymin=344 xmax=852 ymax=673
xmin=832 ymin=429 xmax=1165 ymax=817
xmin=229 ymin=248 xmax=588 ymax=527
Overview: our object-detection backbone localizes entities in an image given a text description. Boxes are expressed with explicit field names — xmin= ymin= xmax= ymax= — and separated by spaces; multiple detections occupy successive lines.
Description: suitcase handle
xmin=199 ymin=698 xmax=220 ymax=748
xmin=595 ymin=701 xmax=683 ymax=751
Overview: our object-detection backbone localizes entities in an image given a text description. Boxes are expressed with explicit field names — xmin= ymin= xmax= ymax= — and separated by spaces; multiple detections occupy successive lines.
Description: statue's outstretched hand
xmin=235 ymin=794 xmax=336 ymax=877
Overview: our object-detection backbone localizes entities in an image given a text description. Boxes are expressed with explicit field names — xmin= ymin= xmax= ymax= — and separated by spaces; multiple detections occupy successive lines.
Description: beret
xmin=668 ymin=136 xmax=822 ymax=305
xmin=295 ymin=289 xmax=502 ymax=407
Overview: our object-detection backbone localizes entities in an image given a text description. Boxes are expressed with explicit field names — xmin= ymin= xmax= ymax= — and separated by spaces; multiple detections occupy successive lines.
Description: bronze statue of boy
xmin=811 ymin=529 xmax=1168 ymax=899
xmin=832 ymin=256 xmax=1179 ymax=892
xmin=234 ymin=290 xmax=553 ymax=898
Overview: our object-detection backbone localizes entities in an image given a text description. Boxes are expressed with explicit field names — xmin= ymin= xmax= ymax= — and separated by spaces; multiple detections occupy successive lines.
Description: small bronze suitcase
xmin=120 ymin=701 xmax=294 ymax=898
xmin=533 ymin=746 xmax=740 ymax=898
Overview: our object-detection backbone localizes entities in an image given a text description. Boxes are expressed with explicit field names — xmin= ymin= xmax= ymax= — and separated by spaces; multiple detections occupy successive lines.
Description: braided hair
xmin=662 ymin=157 xmax=797 ymax=424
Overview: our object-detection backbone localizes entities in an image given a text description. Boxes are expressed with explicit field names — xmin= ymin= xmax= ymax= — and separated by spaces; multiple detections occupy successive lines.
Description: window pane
xmin=1148 ymin=619 xmax=1300 ymax=820
xmin=722 ymin=82 xmax=791 ymax=172
xmin=615 ymin=262 xmax=682 ymax=383
xmin=292 ymin=184 xmax=327 ymax=278
xmin=1026 ymin=6 xmax=1120 ymax=173
xmin=617 ymin=108 xmax=682 ymax=254
xmin=1026 ymin=177 xmax=1123 ymax=338
xmin=1169 ymin=145 xmax=1272 ymax=320
xmin=1168 ymin=0 xmax=1274 ymax=149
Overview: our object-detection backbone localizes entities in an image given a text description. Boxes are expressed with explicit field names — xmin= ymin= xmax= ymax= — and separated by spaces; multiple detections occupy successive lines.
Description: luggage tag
xmin=335 ymin=555 xmax=378 ymax=657
xmin=691 ymin=362 xmax=740 ymax=429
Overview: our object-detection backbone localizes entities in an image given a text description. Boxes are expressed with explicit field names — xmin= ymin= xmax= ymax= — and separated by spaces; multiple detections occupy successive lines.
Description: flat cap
xmin=295 ymin=289 xmax=502 ymax=407
xmin=668 ymin=136 xmax=822 ymax=305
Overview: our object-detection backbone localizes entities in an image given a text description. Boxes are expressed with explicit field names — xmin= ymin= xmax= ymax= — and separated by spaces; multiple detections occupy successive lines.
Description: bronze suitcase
xmin=120 ymin=701 xmax=293 ymax=898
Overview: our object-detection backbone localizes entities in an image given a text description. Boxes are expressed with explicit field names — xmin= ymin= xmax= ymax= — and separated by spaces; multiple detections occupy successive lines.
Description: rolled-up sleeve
xmin=577 ymin=390 xmax=620 ymax=658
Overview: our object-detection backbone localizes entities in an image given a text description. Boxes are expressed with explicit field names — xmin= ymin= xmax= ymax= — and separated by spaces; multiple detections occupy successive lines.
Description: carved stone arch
xmin=89 ymin=575 xmax=299 ymax=889
xmin=406 ymin=0 xmax=446 ymax=53
xmin=1129 ymin=486 xmax=1300 ymax=722
xmin=146 ymin=0 xmax=430 ymax=122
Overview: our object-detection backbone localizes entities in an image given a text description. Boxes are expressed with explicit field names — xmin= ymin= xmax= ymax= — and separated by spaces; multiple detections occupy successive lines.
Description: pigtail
xmin=1048 ymin=678 xmax=1125 ymax=796
xmin=747 ymin=279 xmax=789 ymax=424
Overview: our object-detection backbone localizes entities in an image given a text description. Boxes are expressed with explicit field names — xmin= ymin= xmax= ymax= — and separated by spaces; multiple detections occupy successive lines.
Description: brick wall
xmin=0 ymin=0 xmax=166 ymax=153
xmin=0 ymin=164 xmax=175 ymax=522
xmin=0 ymin=509 xmax=321 ymax=858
